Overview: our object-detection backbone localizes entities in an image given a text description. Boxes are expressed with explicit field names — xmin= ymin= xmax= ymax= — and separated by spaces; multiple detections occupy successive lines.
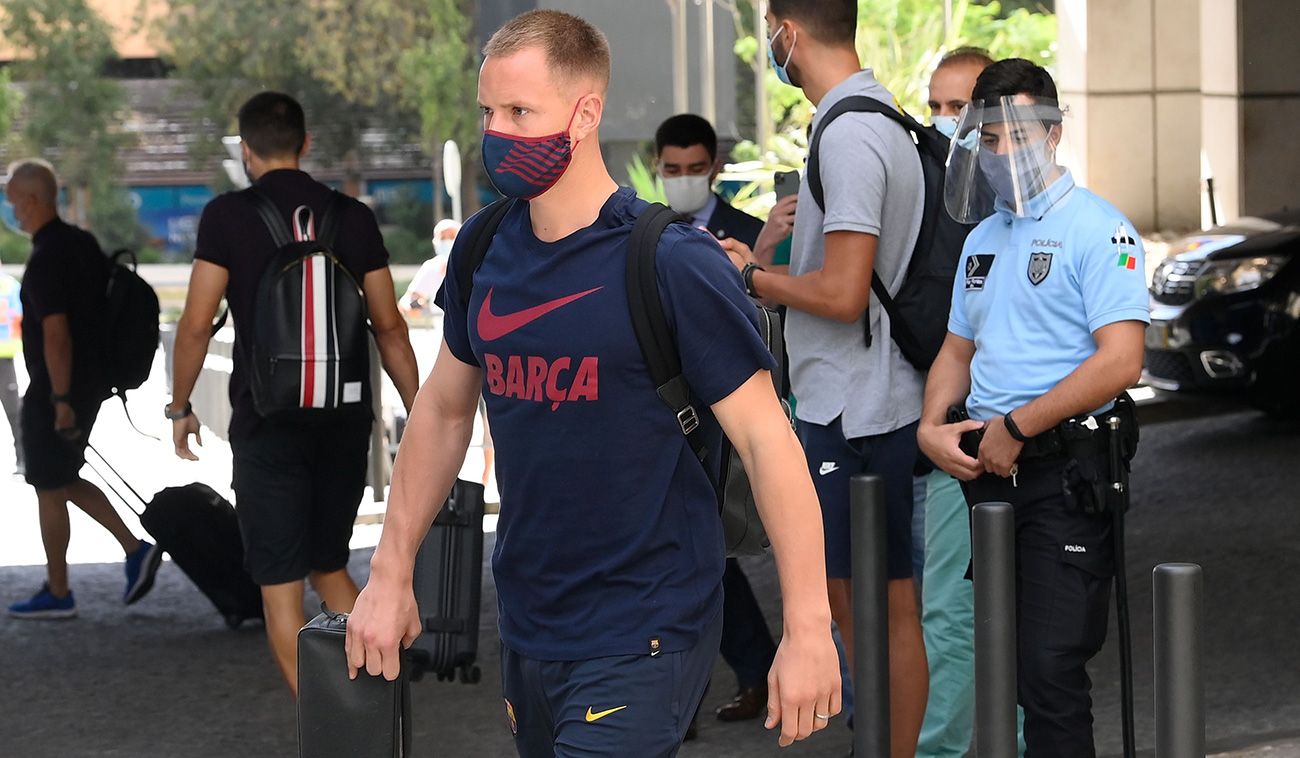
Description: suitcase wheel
xmin=224 ymin=614 xmax=244 ymax=630
xmin=460 ymin=664 xmax=481 ymax=685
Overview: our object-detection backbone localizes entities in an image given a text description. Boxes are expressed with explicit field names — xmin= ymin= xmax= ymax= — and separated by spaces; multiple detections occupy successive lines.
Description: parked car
xmin=1144 ymin=210 xmax=1300 ymax=415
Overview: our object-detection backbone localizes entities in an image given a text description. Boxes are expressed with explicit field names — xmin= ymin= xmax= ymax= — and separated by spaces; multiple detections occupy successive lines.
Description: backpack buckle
xmin=676 ymin=406 xmax=700 ymax=436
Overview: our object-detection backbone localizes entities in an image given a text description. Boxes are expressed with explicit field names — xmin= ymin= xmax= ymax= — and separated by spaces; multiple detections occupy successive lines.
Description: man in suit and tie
xmin=654 ymin=113 xmax=781 ymax=731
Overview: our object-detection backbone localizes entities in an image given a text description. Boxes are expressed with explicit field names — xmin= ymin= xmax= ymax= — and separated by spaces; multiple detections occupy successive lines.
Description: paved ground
xmin=3 ymin=384 xmax=1299 ymax=756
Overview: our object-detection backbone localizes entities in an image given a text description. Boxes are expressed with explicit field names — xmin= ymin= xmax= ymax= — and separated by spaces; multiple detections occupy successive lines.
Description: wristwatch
xmin=165 ymin=401 xmax=193 ymax=421
xmin=741 ymin=262 xmax=765 ymax=298
xmin=1003 ymin=410 xmax=1030 ymax=443
xmin=50 ymin=391 xmax=71 ymax=406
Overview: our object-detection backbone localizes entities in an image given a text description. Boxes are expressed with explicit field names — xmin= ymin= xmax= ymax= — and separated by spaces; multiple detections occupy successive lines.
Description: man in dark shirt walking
xmin=4 ymin=159 xmax=161 ymax=619
xmin=169 ymin=92 xmax=419 ymax=696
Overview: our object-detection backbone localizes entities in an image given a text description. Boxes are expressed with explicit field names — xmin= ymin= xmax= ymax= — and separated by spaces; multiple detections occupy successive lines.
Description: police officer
xmin=917 ymin=59 xmax=1149 ymax=758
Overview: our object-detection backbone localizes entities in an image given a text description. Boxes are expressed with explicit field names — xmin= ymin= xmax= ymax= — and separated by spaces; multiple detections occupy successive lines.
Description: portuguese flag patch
xmin=1117 ymin=252 xmax=1138 ymax=270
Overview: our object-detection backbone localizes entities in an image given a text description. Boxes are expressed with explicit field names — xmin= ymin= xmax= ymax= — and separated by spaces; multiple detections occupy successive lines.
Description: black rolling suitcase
xmin=142 ymin=483 xmax=264 ymax=628
xmin=298 ymin=609 xmax=411 ymax=758
xmin=87 ymin=447 xmax=264 ymax=629
xmin=408 ymin=479 xmax=485 ymax=683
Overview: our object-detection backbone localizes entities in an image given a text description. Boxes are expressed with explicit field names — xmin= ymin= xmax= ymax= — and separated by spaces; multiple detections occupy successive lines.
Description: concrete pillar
xmin=1201 ymin=0 xmax=1300 ymax=224
xmin=1057 ymin=0 xmax=1201 ymax=232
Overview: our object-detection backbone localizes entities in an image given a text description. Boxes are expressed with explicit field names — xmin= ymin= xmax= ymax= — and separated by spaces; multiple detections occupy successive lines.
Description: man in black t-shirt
xmin=4 ymin=159 xmax=162 ymax=620
xmin=168 ymin=93 xmax=419 ymax=695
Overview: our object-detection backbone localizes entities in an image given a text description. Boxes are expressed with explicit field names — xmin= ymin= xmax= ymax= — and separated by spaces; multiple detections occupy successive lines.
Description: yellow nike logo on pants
xmin=584 ymin=705 xmax=628 ymax=723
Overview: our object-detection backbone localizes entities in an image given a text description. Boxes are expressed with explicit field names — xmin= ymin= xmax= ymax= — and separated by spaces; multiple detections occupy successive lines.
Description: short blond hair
xmin=483 ymin=10 xmax=611 ymax=91
xmin=4 ymin=159 xmax=58 ymax=207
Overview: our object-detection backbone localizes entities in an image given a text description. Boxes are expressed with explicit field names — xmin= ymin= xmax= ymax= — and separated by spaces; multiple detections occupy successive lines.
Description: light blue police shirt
xmin=948 ymin=170 xmax=1151 ymax=421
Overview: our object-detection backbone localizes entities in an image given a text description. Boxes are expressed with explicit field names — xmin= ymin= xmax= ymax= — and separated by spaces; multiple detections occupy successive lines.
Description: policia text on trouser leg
xmin=958 ymin=398 xmax=1138 ymax=758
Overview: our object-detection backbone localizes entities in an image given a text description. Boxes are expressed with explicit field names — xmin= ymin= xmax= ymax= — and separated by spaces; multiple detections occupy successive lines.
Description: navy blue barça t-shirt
xmin=439 ymin=188 xmax=775 ymax=661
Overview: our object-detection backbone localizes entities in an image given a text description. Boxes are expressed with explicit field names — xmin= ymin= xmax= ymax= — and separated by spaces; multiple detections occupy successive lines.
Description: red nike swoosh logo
xmin=477 ymin=286 xmax=603 ymax=342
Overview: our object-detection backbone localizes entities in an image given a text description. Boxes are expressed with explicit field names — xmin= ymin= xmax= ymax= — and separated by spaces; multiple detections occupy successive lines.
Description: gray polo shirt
xmin=786 ymin=69 xmax=925 ymax=438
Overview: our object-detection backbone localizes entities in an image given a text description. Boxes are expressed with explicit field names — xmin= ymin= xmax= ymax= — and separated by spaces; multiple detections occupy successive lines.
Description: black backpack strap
xmin=807 ymin=95 xmax=926 ymax=353
xmin=807 ymin=95 xmax=921 ymax=212
xmin=245 ymin=187 xmax=293 ymax=248
xmin=453 ymin=198 xmax=516 ymax=314
xmin=624 ymin=203 xmax=709 ymax=462
xmin=316 ymin=190 xmax=349 ymax=248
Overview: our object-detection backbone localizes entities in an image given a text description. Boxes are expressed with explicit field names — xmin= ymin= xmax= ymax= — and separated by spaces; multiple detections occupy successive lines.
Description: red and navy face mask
xmin=481 ymin=103 xmax=581 ymax=200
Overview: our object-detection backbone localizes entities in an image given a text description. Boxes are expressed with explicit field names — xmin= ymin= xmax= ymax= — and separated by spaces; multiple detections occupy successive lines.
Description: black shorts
xmin=21 ymin=391 xmax=101 ymax=491
xmin=231 ymin=416 xmax=371 ymax=586
xmin=798 ymin=416 xmax=919 ymax=580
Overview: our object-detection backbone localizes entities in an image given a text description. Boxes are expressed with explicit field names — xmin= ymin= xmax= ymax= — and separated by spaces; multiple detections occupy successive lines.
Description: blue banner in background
xmin=130 ymin=185 xmax=214 ymax=256
xmin=369 ymin=178 xmax=435 ymax=205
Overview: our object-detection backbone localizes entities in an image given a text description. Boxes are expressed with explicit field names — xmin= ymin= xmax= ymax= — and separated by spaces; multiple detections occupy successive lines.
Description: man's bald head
xmin=5 ymin=160 xmax=58 ymax=209
xmin=4 ymin=159 xmax=60 ymax=235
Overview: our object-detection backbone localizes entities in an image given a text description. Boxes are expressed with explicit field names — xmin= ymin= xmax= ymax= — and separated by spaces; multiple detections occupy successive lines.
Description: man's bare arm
xmin=746 ymin=231 xmax=876 ymax=323
xmin=921 ymin=333 xmax=976 ymax=427
xmin=712 ymin=370 xmax=840 ymax=746
xmin=975 ymin=321 xmax=1145 ymax=477
xmin=171 ymin=260 xmax=227 ymax=408
xmin=916 ymin=333 xmax=984 ymax=481
xmin=370 ymin=339 xmax=481 ymax=576
xmin=1011 ymin=321 xmax=1145 ymax=435
xmin=346 ymin=340 xmax=482 ymax=682
xmin=364 ymin=267 xmax=420 ymax=413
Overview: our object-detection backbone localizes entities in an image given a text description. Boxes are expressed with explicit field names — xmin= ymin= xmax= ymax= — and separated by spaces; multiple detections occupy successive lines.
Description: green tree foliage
xmin=712 ymin=0 xmax=1055 ymax=218
xmin=855 ymin=0 xmax=1055 ymax=118
xmin=0 ymin=70 xmax=20 ymax=144
xmin=393 ymin=0 xmax=482 ymax=207
xmin=157 ymin=0 xmax=375 ymax=166
xmin=0 ymin=0 xmax=149 ymax=251
xmin=735 ymin=0 xmax=1056 ymax=159
xmin=157 ymin=0 xmax=480 ymax=221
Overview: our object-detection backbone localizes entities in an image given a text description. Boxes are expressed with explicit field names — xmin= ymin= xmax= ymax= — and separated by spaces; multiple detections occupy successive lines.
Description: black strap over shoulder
xmin=806 ymin=95 xmax=927 ymax=353
xmin=316 ymin=190 xmax=349 ymax=248
xmin=807 ymin=95 xmax=922 ymax=211
xmin=454 ymin=198 xmax=516 ymax=309
xmin=624 ymin=203 xmax=708 ymax=461
xmin=246 ymin=187 xmax=348 ymax=248
xmin=245 ymin=187 xmax=293 ymax=248
xmin=450 ymin=198 xmax=707 ymax=461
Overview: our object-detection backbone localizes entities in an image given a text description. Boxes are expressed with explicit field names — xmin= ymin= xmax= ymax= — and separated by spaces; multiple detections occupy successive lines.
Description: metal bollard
xmin=973 ymin=502 xmax=1017 ymax=758
xmin=1154 ymin=563 xmax=1204 ymax=758
xmin=850 ymin=475 xmax=890 ymax=758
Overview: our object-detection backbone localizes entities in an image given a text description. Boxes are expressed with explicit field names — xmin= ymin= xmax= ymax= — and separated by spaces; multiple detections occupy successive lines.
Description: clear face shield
xmin=944 ymin=95 xmax=1067 ymax=223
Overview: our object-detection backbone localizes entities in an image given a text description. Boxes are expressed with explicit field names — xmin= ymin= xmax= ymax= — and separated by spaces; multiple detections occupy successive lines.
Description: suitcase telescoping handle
xmin=85 ymin=444 xmax=150 ymax=518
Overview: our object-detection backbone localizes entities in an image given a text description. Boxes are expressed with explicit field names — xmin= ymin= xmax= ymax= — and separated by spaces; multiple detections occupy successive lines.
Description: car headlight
xmin=1194 ymin=256 xmax=1286 ymax=297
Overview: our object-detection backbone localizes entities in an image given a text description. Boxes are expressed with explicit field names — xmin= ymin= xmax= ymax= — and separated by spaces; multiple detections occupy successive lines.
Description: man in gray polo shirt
xmin=721 ymin=1 xmax=927 ymax=753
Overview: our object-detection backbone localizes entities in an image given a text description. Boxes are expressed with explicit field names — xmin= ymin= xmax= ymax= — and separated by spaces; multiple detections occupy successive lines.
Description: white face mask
xmin=661 ymin=175 xmax=712 ymax=215
xmin=433 ymin=238 xmax=454 ymax=257
xmin=932 ymin=115 xmax=959 ymax=140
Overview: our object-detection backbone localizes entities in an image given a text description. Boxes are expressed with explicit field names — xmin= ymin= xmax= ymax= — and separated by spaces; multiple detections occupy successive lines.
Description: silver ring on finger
xmin=815 ymin=713 xmax=831 ymax=721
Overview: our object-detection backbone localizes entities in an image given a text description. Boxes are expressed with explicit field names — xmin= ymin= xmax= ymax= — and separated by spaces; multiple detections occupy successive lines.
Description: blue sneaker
xmin=8 ymin=584 xmax=77 ymax=619
xmin=124 ymin=539 xmax=163 ymax=605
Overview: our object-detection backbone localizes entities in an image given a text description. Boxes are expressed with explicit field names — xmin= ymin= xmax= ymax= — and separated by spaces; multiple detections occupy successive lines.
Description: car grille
xmin=1145 ymin=350 xmax=1196 ymax=386
xmin=1150 ymin=259 xmax=1203 ymax=305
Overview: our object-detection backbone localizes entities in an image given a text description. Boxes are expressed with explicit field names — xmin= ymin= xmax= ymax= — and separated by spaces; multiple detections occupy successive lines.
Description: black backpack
xmin=103 ymin=249 xmax=161 ymax=401
xmin=244 ymin=189 xmax=371 ymax=418
xmin=456 ymin=199 xmax=785 ymax=556
xmin=807 ymin=95 xmax=976 ymax=370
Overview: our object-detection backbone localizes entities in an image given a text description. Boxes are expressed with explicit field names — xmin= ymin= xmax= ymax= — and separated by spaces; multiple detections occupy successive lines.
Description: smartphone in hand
xmin=774 ymin=170 xmax=800 ymax=202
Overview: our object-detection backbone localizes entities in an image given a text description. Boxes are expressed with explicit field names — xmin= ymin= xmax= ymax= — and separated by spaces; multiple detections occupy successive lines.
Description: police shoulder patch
xmin=1112 ymin=222 xmax=1139 ymax=270
xmin=965 ymin=254 xmax=996 ymax=291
